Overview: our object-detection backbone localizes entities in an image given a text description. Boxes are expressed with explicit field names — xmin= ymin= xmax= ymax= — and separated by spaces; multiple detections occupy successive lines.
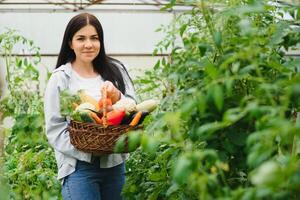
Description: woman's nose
xmin=84 ymin=39 xmax=93 ymax=48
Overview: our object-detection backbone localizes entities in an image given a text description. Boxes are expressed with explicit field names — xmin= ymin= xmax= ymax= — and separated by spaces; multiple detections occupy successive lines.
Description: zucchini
xmin=136 ymin=99 xmax=159 ymax=112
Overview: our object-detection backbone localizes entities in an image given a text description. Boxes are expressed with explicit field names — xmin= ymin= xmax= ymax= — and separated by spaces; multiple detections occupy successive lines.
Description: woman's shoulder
xmin=52 ymin=62 xmax=72 ymax=76
xmin=47 ymin=63 xmax=72 ymax=87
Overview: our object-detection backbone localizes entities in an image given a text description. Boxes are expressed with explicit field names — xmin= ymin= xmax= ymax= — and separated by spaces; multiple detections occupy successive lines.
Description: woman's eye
xmin=91 ymin=37 xmax=99 ymax=40
xmin=77 ymin=38 xmax=84 ymax=41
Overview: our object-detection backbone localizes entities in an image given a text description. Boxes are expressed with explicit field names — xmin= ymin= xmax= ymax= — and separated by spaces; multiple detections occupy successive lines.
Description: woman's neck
xmin=71 ymin=60 xmax=98 ymax=78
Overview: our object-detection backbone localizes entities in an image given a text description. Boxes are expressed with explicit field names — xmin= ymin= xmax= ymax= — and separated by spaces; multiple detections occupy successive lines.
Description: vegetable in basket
xmin=104 ymin=108 xmax=126 ymax=126
xmin=59 ymin=89 xmax=81 ymax=116
xmin=112 ymin=98 xmax=137 ymax=113
xmin=78 ymin=90 xmax=99 ymax=111
xmin=136 ymin=99 xmax=159 ymax=112
xmin=75 ymin=102 xmax=96 ymax=112
xmin=121 ymin=111 xmax=149 ymax=125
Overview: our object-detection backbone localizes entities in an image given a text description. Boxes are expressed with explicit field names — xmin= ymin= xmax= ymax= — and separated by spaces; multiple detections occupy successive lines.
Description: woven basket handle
xmin=102 ymin=87 xmax=108 ymax=128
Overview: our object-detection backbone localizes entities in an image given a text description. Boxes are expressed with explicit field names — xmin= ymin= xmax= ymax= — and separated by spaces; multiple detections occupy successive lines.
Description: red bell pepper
xmin=104 ymin=109 xmax=126 ymax=126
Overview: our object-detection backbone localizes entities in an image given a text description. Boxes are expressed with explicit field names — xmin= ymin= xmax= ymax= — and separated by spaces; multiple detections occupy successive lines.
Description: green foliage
xmin=124 ymin=0 xmax=300 ymax=199
xmin=59 ymin=89 xmax=81 ymax=117
xmin=0 ymin=29 xmax=61 ymax=199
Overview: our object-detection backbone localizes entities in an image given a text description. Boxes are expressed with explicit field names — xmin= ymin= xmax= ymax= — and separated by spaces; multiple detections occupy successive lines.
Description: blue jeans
xmin=62 ymin=157 xmax=125 ymax=200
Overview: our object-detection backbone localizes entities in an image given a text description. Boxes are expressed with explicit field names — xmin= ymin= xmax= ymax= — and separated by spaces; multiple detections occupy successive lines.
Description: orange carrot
xmin=129 ymin=111 xmax=142 ymax=126
xmin=89 ymin=112 xmax=103 ymax=124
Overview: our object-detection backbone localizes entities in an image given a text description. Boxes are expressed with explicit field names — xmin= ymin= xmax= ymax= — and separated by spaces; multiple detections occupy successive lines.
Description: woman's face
xmin=70 ymin=24 xmax=100 ymax=65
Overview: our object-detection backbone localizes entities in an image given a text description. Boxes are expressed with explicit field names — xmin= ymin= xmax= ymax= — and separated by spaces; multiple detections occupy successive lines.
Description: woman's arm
xmin=44 ymin=73 xmax=91 ymax=162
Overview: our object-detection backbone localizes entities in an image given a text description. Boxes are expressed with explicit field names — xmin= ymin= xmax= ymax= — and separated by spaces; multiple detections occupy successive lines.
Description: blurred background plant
xmin=124 ymin=0 xmax=300 ymax=199
xmin=0 ymin=29 xmax=61 ymax=200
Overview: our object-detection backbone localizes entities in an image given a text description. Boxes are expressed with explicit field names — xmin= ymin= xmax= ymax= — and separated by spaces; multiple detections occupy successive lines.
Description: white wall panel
xmin=0 ymin=12 xmax=173 ymax=54
xmin=0 ymin=10 xmax=172 ymax=96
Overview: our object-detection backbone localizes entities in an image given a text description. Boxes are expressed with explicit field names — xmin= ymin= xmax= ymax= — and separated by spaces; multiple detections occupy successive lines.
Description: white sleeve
xmin=44 ymin=72 xmax=91 ymax=162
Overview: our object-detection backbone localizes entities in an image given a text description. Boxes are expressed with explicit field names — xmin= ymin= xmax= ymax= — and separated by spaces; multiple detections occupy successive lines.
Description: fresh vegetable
xmin=60 ymin=89 xmax=81 ymax=116
xmin=121 ymin=112 xmax=136 ymax=125
xmin=129 ymin=111 xmax=142 ymax=126
xmin=72 ymin=111 xmax=95 ymax=123
xmin=136 ymin=99 xmax=159 ymax=112
xmin=121 ymin=111 xmax=149 ymax=125
xmin=86 ymin=106 xmax=113 ymax=118
xmin=78 ymin=90 xmax=99 ymax=111
xmin=138 ymin=111 xmax=149 ymax=124
xmin=104 ymin=109 xmax=126 ymax=126
xmin=112 ymin=98 xmax=137 ymax=113
xmin=75 ymin=102 xmax=96 ymax=112
xmin=89 ymin=112 xmax=102 ymax=124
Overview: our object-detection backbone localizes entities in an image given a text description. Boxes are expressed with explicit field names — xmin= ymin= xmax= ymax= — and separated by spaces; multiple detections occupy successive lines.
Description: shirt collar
xmin=52 ymin=62 xmax=72 ymax=78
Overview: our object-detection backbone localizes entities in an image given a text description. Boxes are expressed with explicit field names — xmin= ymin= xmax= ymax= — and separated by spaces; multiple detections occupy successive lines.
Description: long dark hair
xmin=56 ymin=13 xmax=127 ymax=93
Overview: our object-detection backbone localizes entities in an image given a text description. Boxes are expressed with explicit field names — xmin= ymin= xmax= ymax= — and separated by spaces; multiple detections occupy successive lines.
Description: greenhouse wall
xmin=1 ymin=2 xmax=298 ymax=95
xmin=0 ymin=8 xmax=174 ymax=94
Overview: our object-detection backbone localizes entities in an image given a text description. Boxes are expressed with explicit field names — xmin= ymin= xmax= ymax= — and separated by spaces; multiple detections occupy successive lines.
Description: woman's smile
xmin=70 ymin=24 xmax=100 ymax=64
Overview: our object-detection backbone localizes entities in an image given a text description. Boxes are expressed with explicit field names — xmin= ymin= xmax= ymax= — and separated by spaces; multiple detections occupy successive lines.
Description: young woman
xmin=44 ymin=13 xmax=136 ymax=200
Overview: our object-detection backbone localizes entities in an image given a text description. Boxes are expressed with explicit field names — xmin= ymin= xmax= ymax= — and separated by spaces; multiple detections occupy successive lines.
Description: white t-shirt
xmin=69 ymin=68 xmax=104 ymax=101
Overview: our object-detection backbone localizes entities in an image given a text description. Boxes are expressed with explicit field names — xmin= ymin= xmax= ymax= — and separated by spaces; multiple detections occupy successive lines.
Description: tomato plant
xmin=125 ymin=1 xmax=300 ymax=199
xmin=0 ymin=29 xmax=61 ymax=200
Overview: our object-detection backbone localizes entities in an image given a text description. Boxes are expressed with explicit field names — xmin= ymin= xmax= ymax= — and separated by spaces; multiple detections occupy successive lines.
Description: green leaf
xmin=197 ymin=92 xmax=207 ymax=115
xmin=162 ymin=57 xmax=166 ymax=66
xmin=196 ymin=121 xmax=227 ymax=139
xmin=147 ymin=189 xmax=160 ymax=200
xmin=213 ymin=31 xmax=222 ymax=48
xmin=166 ymin=183 xmax=179 ymax=197
xmin=141 ymin=135 xmax=158 ymax=154
xmin=154 ymin=59 xmax=160 ymax=70
xmin=173 ymin=155 xmax=192 ymax=185
xmin=198 ymin=44 xmax=208 ymax=56
xmin=114 ymin=135 xmax=126 ymax=153
xmin=225 ymin=78 xmax=234 ymax=95
xmin=180 ymin=24 xmax=188 ymax=37
xmin=223 ymin=107 xmax=246 ymax=123
xmin=139 ymin=79 xmax=153 ymax=84
xmin=148 ymin=171 xmax=166 ymax=182
xmin=204 ymin=59 xmax=218 ymax=79
xmin=213 ymin=85 xmax=223 ymax=111
xmin=128 ymin=131 xmax=141 ymax=152
xmin=164 ymin=112 xmax=181 ymax=138
xmin=251 ymin=161 xmax=281 ymax=186
xmin=270 ymin=23 xmax=289 ymax=46
xmin=160 ymin=0 xmax=175 ymax=11
xmin=292 ymin=135 xmax=300 ymax=156
xmin=15 ymin=58 xmax=22 ymax=68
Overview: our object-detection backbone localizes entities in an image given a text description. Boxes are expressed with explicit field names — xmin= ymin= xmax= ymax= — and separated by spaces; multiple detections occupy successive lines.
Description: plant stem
xmin=4 ymin=49 xmax=12 ymax=92
xmin=0 ymin=112 xmax=4 ymax=158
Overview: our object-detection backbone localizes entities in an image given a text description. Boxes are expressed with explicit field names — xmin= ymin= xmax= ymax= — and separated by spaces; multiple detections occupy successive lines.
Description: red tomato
xmin=104 ymin=109 xmax=126 ymax=126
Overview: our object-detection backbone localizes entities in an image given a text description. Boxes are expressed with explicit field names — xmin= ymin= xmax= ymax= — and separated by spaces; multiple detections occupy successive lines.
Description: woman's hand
xmin=101 ymin=81 xmax=121 ymax=104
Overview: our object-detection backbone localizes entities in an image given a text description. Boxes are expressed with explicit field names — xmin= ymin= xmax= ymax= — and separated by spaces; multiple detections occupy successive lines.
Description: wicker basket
xmin=68 ymin=121 xmax=141 ymax=154
xmin=68 ymin=88 xmax=141 ymax=154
